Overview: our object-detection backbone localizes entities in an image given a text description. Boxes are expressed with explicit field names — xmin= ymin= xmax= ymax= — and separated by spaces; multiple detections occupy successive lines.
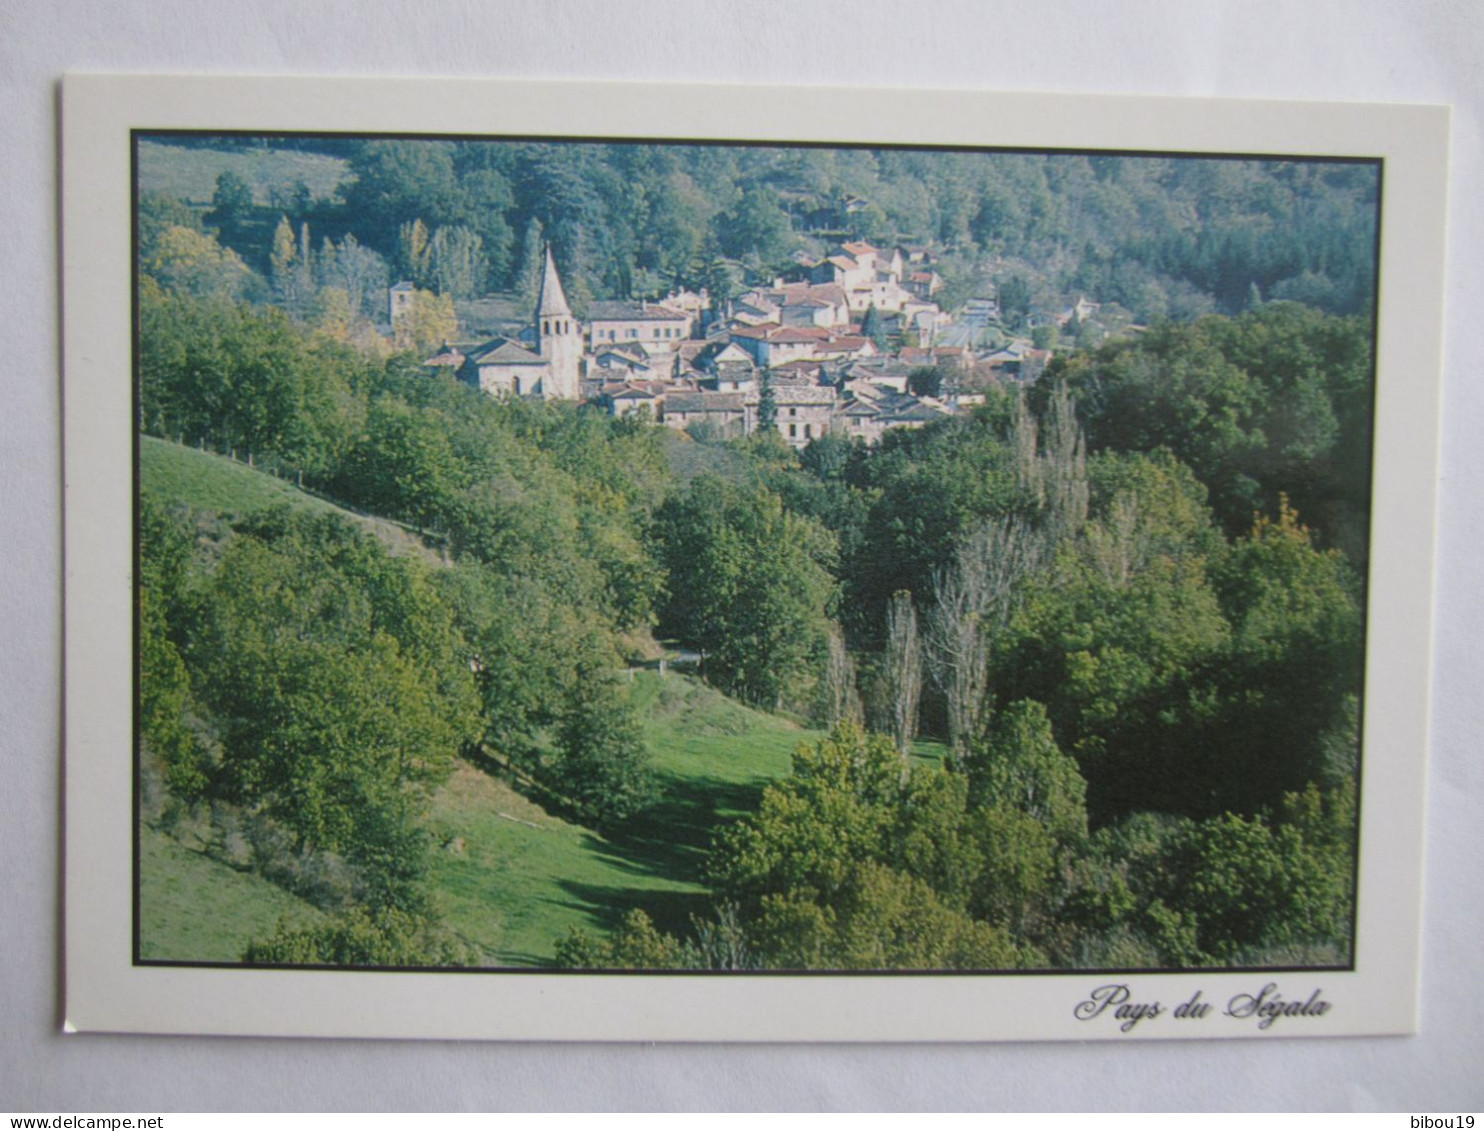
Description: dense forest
xmin=136 ymin=136 xmax=1374 ymax=970
xmin=143 ymin=136 xmax=1378 ymax=324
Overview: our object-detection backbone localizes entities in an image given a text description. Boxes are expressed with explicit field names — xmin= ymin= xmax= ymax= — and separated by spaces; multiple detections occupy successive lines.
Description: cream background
xmin=5 ymin=0 xmax=1482 ymax=1110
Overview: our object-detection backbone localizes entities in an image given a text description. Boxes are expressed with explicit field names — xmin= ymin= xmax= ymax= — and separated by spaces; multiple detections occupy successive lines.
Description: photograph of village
xmin=134 ymin=132 xmax=1377 ymax=973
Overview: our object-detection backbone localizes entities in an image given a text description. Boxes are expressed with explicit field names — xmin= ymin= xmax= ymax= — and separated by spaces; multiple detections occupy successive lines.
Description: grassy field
xmin=140 ymin=435 xmax=441 ymax=565
xmin=427 ymin=671 xmax=819 ymax=966
xmin=137 ymin=139 xmax=351 ymax=206
xmin=138 ymin=825 xmax=325 ymax=962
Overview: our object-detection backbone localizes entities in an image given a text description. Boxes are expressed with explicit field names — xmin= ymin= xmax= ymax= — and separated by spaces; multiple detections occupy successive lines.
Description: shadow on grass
xmin=599 ymin=769 xmax=768 ymax=882
xmin=552 ymin=879 xmax=715 ymax=945
xmin=540 ymin=768 xmax=771 ymax=952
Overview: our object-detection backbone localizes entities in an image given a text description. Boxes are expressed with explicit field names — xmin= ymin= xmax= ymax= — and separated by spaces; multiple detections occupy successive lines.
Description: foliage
xmin=555 ymin=909 xmax=686 ymax=970
xmin=393 ymin=288 xmax=457 ymax=354
xmin=242 ymin=907 xmax=478 ymax=967
xmin=553 ymin=647 xmax=657 ymax=826
xmin=1155 ymin=779 xmax=1357 ymax=962
xmin=907 ymin=365 xmax=944 ymax=398
xmin=141 ymin=225 xmax=255 ymax=302
xmin=179 ymin=509 xmax=481 ymax=910
xmin=1050 ymin=304 xmax=1373 ymax=546
xmin=139 ymin=288 xmax=367 ymax=476
xmin=705 ymin=724 xmax=1035 ymax=970
xmin=842 ymin=407 xmax=1030 ymax=641
xmin=969 ymin=699 xmax=1088 ymax=848
xmin=655 ymin=475 xmax=837 ymax=708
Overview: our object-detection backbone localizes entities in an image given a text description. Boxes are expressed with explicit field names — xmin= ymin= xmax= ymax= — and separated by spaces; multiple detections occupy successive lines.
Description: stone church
xmin=459 ymin=246 xmax=582 ymax=400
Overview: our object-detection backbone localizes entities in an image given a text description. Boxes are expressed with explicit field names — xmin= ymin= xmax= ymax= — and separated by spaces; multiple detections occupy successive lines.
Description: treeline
xmin=143 ymin=135 xmax=1378 ymax=325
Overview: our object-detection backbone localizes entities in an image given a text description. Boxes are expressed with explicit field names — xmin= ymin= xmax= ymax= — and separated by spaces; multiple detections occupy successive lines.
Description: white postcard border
xmin=63 ymin=73 xmax=1448 ymax=1042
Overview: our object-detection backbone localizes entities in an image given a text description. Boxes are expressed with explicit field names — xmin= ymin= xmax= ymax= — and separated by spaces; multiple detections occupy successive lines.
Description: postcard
xmin=63 ymin=74 xmax=1447 ymax=1040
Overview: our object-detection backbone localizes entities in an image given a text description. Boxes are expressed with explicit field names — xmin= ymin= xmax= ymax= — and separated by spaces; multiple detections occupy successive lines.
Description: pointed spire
xmin=536 ymin=244 xmax=573 ymax=319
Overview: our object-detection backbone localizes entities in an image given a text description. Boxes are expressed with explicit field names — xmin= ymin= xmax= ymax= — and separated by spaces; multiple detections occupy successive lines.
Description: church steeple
xmin=534 ymin=244 xmax=580 ymax=400
xmin=536 ymin=244 xmax=573 ymax=323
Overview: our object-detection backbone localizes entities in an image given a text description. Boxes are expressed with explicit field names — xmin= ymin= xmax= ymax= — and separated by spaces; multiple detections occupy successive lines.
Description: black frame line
xmin=130 ymin=127 xmax=1383 ymax=978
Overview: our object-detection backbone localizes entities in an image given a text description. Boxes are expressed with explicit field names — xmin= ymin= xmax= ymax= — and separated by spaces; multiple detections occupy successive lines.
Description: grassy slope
xmin=137 ymin=139 xmax=350 ymax=206
xmin=428 ymin=671 xmax=820 ymax=967
xmin=138 ymin=437 xmax=440 ymax=961
xmin=138 ymin=825 xmax=325 ymax=962
xmin=140 ymin=435 xmax=441 ymax=565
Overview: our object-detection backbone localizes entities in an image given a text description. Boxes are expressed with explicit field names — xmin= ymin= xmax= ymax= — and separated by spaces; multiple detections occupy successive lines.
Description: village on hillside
xmin=412 ymin=240 xmax=1127 ymax=449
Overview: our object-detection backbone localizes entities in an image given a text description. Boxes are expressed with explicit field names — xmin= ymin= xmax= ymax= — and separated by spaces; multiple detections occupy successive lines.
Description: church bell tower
xmin=535 ymin=245 xmax=581 ymax=400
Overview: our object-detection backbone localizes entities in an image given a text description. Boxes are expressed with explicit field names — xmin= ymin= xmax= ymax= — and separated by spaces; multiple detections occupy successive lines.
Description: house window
xmin=788 ymin=424 xmax=797 ymax=438
xmin=804 ymin=424 xmax=812 ymax=439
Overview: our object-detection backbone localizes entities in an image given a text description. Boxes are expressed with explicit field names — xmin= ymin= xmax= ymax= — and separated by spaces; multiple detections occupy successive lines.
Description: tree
xmin=555 ymin=909 xmax=685 ymax=970
xmin=1201 ymin=498 xmax=1363 ymax=810
xmin=1040 ymin=382 xmax=1089 ymax=543
xmin=998 ymin=275 xmax=1033 ymax=328
xmin=396 ymin=218 xmax=434 ymax=288
xmin=970 ymin=699 xmax=1088 ymax=848
xmin=718 ymin=186 xmax=794 ymax=267
xmin=269 ymin=215 xmax=306 ymax=315
xmin=320 ymin=233 xmax=388 ymax=323
xmin=243 ymin=907 xmax=477 ymax=967
xmin=757 ymin=369 xmax=778 ymax=434
xmin=818 ymin=623 xmax=861 ymax=729
xmin=707 ymin=724 xmax=1028 ymax=970
xmin=394 ymin=288 xmax=457 ymax=355
xmin=553 ymin=646 xmax=656 ymax=826
xmin=907 ymin=365 xmax=944 ymax=399
xmin=342 ymin=140 xmax=462 ymax=254
xmin=515 ymin=217 xmax=546 ymax=304
xmin=861 ymin=304 xmax=887 ymax=351
xmin=429 ymin=225 xmax=488 ymax=299
xmin=655 ymin=476 xmax=836 ymax=708
xmin=339 ymin=397 xmax=465 ymax=531
xmin=181 ymin=511 xmax=481 ymax=912
xmin=141 ymin=225 xmax=253 ymax=301
xmin=883 ymin=590 xmax=923 ymax=764
xmin=926 ymin=517 xmax=1044 ymax=765
xmin=207 ymin=171 xmax=253 ymax=244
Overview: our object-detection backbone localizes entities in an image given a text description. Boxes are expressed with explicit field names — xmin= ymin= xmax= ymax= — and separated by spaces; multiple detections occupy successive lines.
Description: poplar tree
xmin=883 ymin=591 xmax=923 ymax=766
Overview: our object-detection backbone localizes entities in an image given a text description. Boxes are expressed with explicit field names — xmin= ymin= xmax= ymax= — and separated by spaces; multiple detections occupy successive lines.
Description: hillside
xmin=140 ymin=435 xmax=442 ymax=565
xmin=428 ymin=671 xmax=819 ymax=966
xmin=137 ymin=139 xmax=351 ymax=207
xmin=138 ymin=824 xmax=326 ymax=962
xmin=139 ymin=438 xmax=833 ymax=966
